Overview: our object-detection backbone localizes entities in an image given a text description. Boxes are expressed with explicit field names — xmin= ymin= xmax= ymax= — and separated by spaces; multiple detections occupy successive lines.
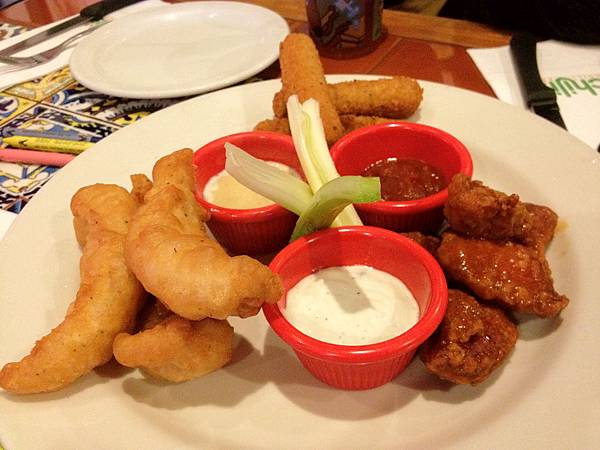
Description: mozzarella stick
xmin=254 ymin=114 xmax=397 ymax=136
xmin=279 ymin=33 xmax=344 ymax=145
xmin=273 ymin=76 xmax=423 ymax=119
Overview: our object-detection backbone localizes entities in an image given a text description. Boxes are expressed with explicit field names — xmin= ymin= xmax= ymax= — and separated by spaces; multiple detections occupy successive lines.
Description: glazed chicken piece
xmin=444 ymin=174 xmax=558 ymax=248
xmin=401 ymin=231 xmax=441 ymax=257
xmin=521 ymin=203 xmax=559 ymax=250
xmin=437 ymin=232 xmax=569 ymax=317
xmin=420 ymin=289 xmax=518 ymax=385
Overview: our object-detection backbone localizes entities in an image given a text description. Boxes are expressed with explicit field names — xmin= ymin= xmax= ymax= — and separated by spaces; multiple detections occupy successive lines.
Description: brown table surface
xmin=0 ymin=0 xmax=511 ymax=97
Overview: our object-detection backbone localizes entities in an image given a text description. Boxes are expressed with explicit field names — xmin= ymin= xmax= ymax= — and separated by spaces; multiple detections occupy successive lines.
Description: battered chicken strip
xmin=113 ymin=304 xmax=233 ymax=383
xmin=437 ymin=232 xmax=569 ymax=317
xmin=125 ymin=149 xmax=283 ymax=321
xmin=254 ymin=114 xmax=396 ymax=136
xmin=273 ymin=77 xmax=423 ymax=119
xmin=71 ymin=183 xmax=139 ymax=247
xmin=420 ymin=289 xmax=518 ymax=385
xmin=444 ymin=174 xmax=558 ymax=249
xmin=130 ymin=173 xmax=153 ymax=206
xmin=0 ymin=185 xmax=146 ymax=394
xmin=279 ymin=33 xmax=344 ymax=145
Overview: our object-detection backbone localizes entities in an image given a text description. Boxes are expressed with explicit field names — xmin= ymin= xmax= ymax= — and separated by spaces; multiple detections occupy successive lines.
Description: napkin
xmin=0 ymin=0 xmax=168 ymax=91
xmin=468 ymin=41 xmax=600 ymax=151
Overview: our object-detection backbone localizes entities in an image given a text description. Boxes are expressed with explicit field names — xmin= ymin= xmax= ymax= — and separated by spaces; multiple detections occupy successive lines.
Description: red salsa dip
xmin=363 ymin=158 xmax=446 ymax=201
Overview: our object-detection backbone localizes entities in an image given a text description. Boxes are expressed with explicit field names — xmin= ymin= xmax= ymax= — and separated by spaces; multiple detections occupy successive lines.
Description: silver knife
xmin=0 ymin=0 xmax=143 ymax=57
xmin=509 ymin=32 xmax=567 ymax=129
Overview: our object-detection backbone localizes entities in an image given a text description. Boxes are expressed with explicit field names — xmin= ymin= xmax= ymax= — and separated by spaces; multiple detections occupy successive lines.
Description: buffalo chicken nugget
xmin=0 ymin=185 xmax=145 ymax=394
xmin=444 ymin=174 xmax=531 ymax=243
xmin=125 ymin=149 xmax=283 ymax=321
xmin=113 ymin=316 xmax=233 ymax=383
xmin=437 ymin=232 xmax=569 ymax=317
xmin=420 ymin=289 xmax=518 ymax=385
xmin=278 ymin=33 xmax=344 ymax=145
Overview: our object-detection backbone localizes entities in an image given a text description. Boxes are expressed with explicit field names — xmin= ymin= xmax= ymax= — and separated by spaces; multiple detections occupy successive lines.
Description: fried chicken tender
xmin=125 ymin=149 xmax=283 ymax=321
xmin=420 ymin=289 xmax=518 ymax=385
xmin=444 ymin=174 xmax=558 ymax=249
xmin=130 ymin=173 xmax=153 ymax=206
xmin=113 ymin=311 xmax=233 ymax=383
xmin=278 ymin=33 xmax=344 ymax=145
xmin=0 ymin=185 xmax=145 ymax=394
xmin=437 ymin=232 xmax=569 ymax=317
xmin=71 ymin=183 xmax=139 ymax=247
xmin=254 ymin=114 xmax=396 ymax=136
xmin=273 ymin=77 xmax=423 ymax=119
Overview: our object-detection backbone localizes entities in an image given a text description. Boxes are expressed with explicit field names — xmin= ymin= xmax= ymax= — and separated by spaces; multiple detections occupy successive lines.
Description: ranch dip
xmin=283 ymin=265 xmax=420 ymax=345
xmin=204 ymin=162 xmax=299 ymax=209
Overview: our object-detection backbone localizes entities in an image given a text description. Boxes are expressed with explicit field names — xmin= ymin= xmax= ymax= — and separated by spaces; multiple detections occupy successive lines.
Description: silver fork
xmin=0 ymin=23 xmax=103 ymax=74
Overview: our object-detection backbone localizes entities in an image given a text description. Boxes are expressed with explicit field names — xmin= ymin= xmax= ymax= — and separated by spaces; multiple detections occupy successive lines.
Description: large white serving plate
xmin=69 ymin=2 xmax=289 ymax=98
xmin=0 ymin=76 xmax=598 ymax=449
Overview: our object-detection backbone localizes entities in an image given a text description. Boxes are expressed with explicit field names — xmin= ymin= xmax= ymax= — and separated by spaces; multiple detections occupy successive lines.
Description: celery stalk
xmin=290 ymin=176 xmax=381 ymax=241
xmin=286 ymin=95 xmax=363 ymax=227
xmin=224 ymin=142 xmax=313 ymax=216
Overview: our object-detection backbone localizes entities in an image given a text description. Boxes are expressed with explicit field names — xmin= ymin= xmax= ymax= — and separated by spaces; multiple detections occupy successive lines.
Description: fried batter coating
xmin=437 ymin=232 xmax=569 ymax=317
xmin=273 ymin=77 xmax=423 ymax=119
xmin=254 ymin=114 xmax=396 ymax=136
xmin=254 ymin=117 xmax=292 ymax=134
xmin=130 ymin=173 xmax=153 ymax=206
xmin=278 ymin=33 xmax=344 ymax=145
xmin=522 ymin=202 xmax=559 ymax=250
xmin=444 ymin=174 xmax=531 ymax=242
xmin=0 ymin=185 xmax=145 ymax=394
xmin=113 ymin=314 xmax=233 ymax=383
xmin=400 ymin=231 xmax=441 ymax=256
xmin=125 ymin=149 xmax=283 ymax=321
xmin=71 ymin=183 xmax=139 ymax=247
xmin=420 ymin=289 xmax=518 ymax=385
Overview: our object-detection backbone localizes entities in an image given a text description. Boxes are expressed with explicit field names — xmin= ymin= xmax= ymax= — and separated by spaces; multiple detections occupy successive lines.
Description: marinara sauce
xmin=363 ymin=158 xmax=445 ymax=201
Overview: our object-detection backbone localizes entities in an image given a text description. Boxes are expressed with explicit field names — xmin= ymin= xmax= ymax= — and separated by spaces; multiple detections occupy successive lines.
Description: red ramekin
xmin=193 ymin=131 xmax=303 ymax=255
xmin=263 ymin=226 xmax=448 ymax=390
xmin=330 ymin=122 xmax=473 ymax=233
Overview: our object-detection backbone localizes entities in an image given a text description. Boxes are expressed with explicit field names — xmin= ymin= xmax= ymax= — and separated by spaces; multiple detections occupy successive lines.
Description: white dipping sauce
xmin=283 ymin=265 xmax=420 ymax=345
xmin=204 ymin=161 xmax=299 ymax=209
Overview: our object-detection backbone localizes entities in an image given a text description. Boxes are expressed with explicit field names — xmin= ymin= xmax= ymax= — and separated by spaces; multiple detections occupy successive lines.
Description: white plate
xmin=69 ymin=2 xmax=289 ymax=98
xmin=1 ymin=77 xmax=599 ymax=449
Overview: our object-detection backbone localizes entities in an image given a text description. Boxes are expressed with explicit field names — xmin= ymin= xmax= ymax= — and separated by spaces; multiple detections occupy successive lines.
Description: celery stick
xmin=286 ymin=95 xmax=364 ymax=227
xmin=290 ymin=176 xmax=381 ymax=241
xmin=224 ymin=142 xmax=313 ymax=216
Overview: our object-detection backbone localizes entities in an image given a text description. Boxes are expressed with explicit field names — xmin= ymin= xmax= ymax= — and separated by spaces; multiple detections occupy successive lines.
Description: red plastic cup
xmin=263 ymin=226 xmax=448 ymax=390
xmin=193 ymin=131 xmax=304 ymax=255
xmin=330 ymin=122 xmax=473 ymax=233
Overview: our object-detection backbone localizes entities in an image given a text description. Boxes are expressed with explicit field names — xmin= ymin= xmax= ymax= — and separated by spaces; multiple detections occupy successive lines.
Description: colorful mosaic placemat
xmin=0 ymin=22 xmax=185 ymax=213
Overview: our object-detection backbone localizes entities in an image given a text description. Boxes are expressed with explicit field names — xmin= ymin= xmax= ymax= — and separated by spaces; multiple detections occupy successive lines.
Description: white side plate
xmin=69 ymin=2 xmax=289 ymax=98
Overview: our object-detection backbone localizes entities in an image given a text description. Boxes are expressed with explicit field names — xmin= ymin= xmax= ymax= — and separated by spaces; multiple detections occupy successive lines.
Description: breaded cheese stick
xmin=254 ymin=114 xmax=397 ymax=136
xmin=279 ymin=33 xmax=344 ymax=145
xmin=273 ymin=77 xmax=423 ymax=119
xmin=125 ymin=149 xmax=283 ymax=321
xmin=0 ymin=185 xmax=146 ymax=394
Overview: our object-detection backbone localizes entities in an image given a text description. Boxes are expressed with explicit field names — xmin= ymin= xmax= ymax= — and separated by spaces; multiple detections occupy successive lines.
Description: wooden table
xmin=0 ymin=0 xmax=510 ymax=97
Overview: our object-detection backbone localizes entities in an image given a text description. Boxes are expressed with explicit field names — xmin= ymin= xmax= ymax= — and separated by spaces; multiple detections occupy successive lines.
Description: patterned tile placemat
xmin=0 ymin=22 xmax=184 ymax=213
